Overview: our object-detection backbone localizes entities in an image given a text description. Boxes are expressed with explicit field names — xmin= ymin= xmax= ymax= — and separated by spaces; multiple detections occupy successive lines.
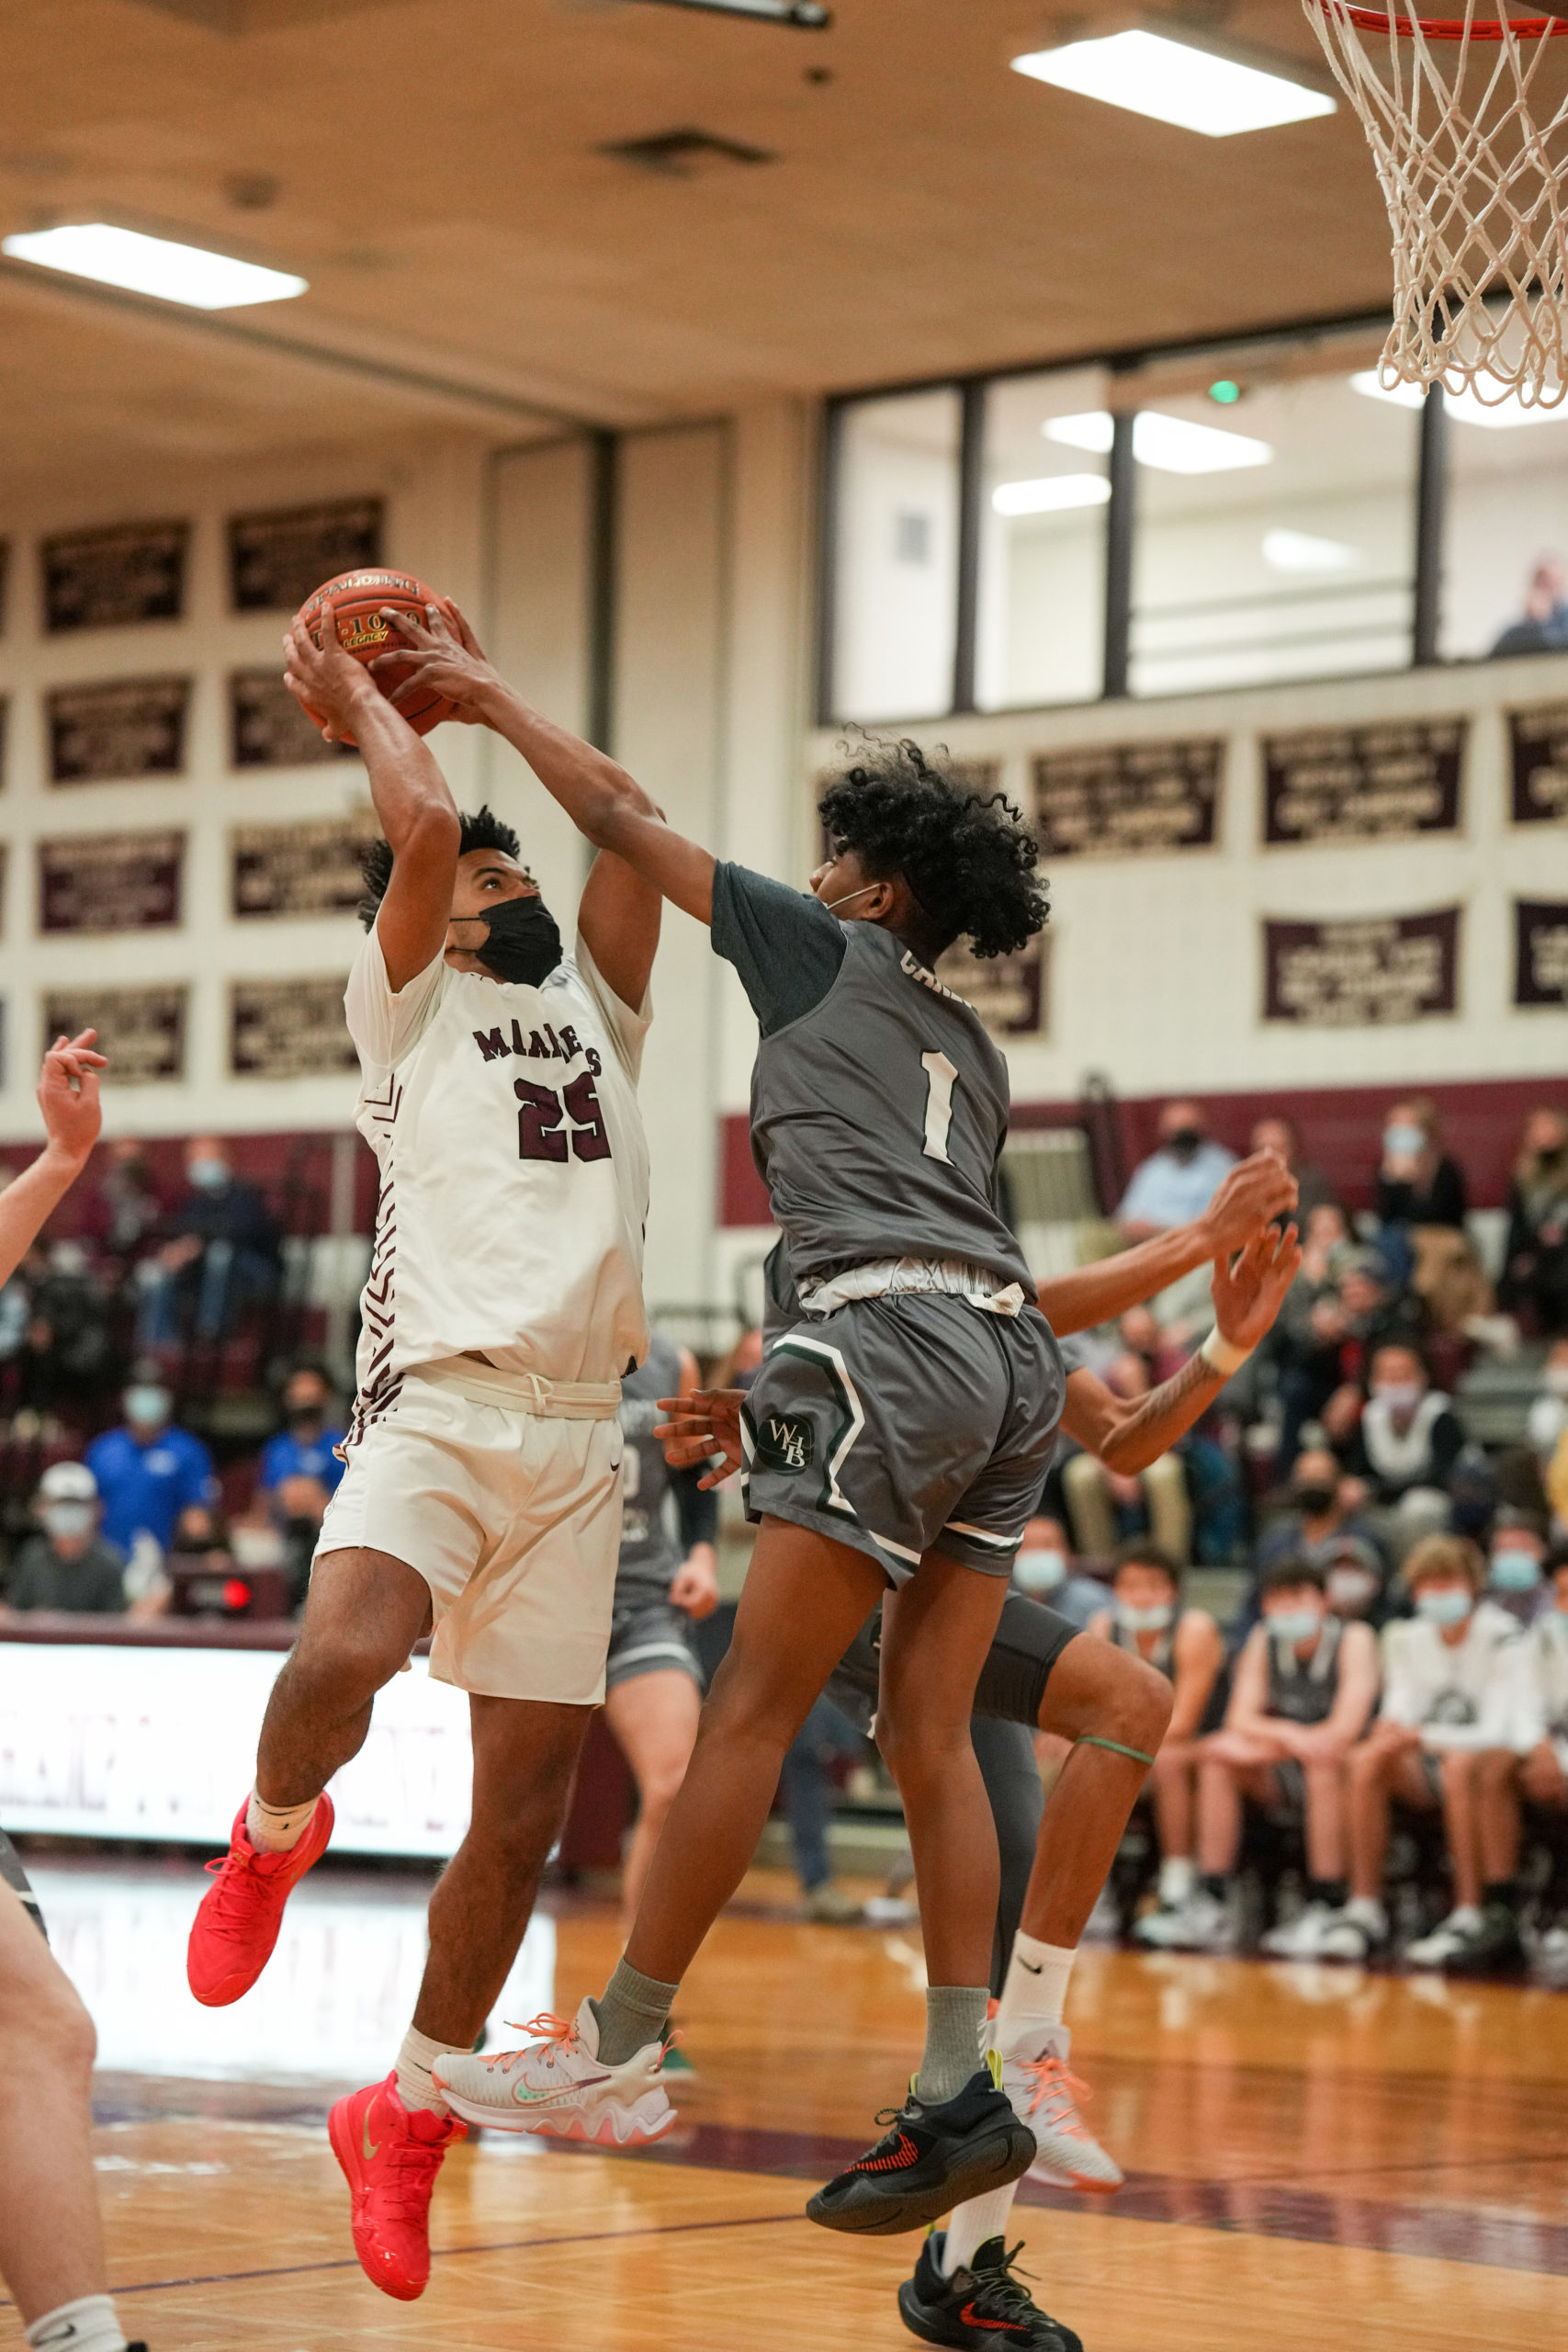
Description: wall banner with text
xmin=231 ymin=819 xmax=378 ymax=920
xmin=231 ymin=668 xmax=357 ymax=769
xmin=1515 ymin=899 xmax=1568 ymax=1007
xmin=38 ymin=831 xmax=184 ymax=934
xmin=1261 ymin=718 xmax=1465 ymax=845
xmin=43 ymin=986 xmax=186 ymax=1082
xmin=934 ymin=933 xmax=1049 ymax=1038
xmin=1032 ymin=739 xmax=1223 ymax=860
xmin=1262 ymin=908 xmax=1461 ymax=1027
xmin=41 ymin=521 xmax=188 ymax=633
xmin=230 ymin=976 xmax=355 ymax=1078
xmin=47 ymin=677 xmax=189 ymax=785
xmin=1507 ymin=703 xmax=1568 ymax=826
xmin=228 ymin=500 xmax=384 ymax=614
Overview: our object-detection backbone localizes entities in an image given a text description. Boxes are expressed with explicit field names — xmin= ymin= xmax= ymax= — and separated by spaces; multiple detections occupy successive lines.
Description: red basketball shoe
xmin=186 ymin=1793 xmax=334 ymax=2006
xmin=329 ymin=2072 xmax=467 ymax=2301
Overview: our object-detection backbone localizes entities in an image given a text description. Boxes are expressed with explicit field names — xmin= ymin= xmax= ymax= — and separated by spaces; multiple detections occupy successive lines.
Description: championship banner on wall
xmin=1507 ymin=703 xmax=1568 ymax=825
xmin=935 ymin=933 xmax=1049 ymax=1038
xmin=41 ymin=521 xmax=188 ymax=632
xmin=231 ymin=668 xmax=357 ymax=770
xmin=1031 ymin=739 xmax=1223 ymax=859
xmin=1263 ymin=908 xmax=1461 ymax=1027
xmin=1515 ymin=899 xmax=1568 ymax=1006
xmin=1261 ymin=718 xmax=1465 ymax=845
xmin=44 ymin=986 xmax=186 ymax=1082
xmin=231 ymin=819 xmax=378 ymax=919
xmin=38 ymin=831 xmax=185 ymax=934
xmin=230 ymin=976 xmax=355 ymax=1078
xmin=46 ymin=677 xmax=189 ymax=785
xmin=229 ymin=499 xmax=383 ymax=613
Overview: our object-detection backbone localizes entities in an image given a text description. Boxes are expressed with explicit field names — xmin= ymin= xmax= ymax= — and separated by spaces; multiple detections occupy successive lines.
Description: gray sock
xmin=592 ymin=1958 xmax=681 ymax=2066
xmin=916 ymin=1985 xmax=990 ymax=2105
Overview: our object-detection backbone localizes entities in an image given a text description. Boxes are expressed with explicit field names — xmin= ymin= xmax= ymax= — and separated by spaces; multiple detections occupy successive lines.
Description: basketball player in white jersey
xmin=186 ymin=605 xmax=661 ymax=2302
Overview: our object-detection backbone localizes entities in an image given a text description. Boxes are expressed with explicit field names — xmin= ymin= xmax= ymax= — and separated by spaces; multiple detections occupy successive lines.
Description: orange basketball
xmin=294 ymin=568 xmax=456 ymax=741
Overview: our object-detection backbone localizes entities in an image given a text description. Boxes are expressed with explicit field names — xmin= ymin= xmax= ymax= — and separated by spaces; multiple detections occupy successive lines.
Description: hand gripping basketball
xmin=292 ymin=568 xmax=459 ymax=742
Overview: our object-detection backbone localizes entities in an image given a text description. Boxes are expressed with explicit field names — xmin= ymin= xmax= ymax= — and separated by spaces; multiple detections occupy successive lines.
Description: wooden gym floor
xmin=5 ymin=1860 xmax=1567 ymax=2351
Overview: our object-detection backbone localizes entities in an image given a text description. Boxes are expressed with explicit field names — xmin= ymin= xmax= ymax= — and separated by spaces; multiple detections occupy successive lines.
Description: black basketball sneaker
xmin=807 ymin=2064 xmax=1034 ymax=2236
xmin=897 ymin=2230 xmax=1084 ymax=2352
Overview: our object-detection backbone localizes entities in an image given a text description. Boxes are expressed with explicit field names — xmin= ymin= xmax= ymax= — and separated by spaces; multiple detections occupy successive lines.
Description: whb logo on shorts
xmin=756 ymin=1415 xmax=815 ymax=1475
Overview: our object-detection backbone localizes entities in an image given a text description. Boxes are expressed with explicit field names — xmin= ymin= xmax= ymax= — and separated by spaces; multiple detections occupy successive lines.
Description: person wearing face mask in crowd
xmin=1318 ymin=1532 xmax=1396 ymax=1630
xmin=1334 ymin=1343 xmax=1466 ymax=1555
xmin=135 ymin=1136 xmax=282 ymax=1350
xmin=1115 ymin=1100 xmax=1236 ymax=1245
xmin=1175 ymin=1559 xmax=1382 ymax=1958
xmin=1484 ymin=1512 xmax=1550 ymax=1625
xmin=255 ymin=1363 xmax=348 ymax=1602
xmin=1253 ymin=1447 xmax=1385 ymax=1586
xmin=1010 ymin=1513 xmax=1107 ymax=1632
xmin=1314 ymin=1535 xmax=1536 ymax=1970
xmin=1374 ymin=1097 xmax=1468 ymax=1234
xmin=0 ymin=1464 xmax=129 ymax=1618
xmin=84 ymin=1365 xmax=219 ymax=1570
xmin=1078 ymin=1544 xmax=1224 ymax=1944
xmin=1248 ymin=1113 xmax=1335 ymax=1223
xmin=1498 ymin=1107 xmax=1568 ymax=1339
xmin=1477 ymin=1543 xmax=1568 ymax=1974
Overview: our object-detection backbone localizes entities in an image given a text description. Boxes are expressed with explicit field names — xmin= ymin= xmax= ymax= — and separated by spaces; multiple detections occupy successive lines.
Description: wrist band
xmin=1200 ymin=1327 xmax=1253 ymax=1378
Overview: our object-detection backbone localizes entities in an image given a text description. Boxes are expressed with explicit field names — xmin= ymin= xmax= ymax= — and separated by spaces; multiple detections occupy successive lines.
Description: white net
xmin=1304 ymin=5 xmax=1568 ymax=405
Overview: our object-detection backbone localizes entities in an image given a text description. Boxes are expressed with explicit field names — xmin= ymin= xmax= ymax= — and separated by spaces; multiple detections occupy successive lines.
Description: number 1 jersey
xmin=345 ymin=924 xmax=651 ymax=1411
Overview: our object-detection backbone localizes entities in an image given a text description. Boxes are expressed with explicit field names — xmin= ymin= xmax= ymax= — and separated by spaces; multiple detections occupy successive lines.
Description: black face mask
xmin=1293 ymin=1483 xmax=1337 ymax=1517
xmin=1166 ymin=1126 xmax=1202 ymax=1161
xmin=468 ymin=897 xmax=563 ymax=987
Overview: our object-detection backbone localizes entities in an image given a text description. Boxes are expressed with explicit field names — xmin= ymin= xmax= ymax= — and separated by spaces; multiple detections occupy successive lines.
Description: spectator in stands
xmin=1529 ymin=1337 xmax=1568 ymax=1466
xmin=1374 ymin=1096 xmax=1467 ymax=1233
xmin=1256 ymin=1444 xmax=1382 ymax=1575
xmin=88 ymin=1136 xmax=163 ymax=1261
xmin=1116 ymin=1100 xmax=1236 ymax=1239
xmin=1486 ymin=1510 xmax=1550 ymax=1624
xmin=15 ymin=1240 xmax=118 ymax=1421
xmin=1333 ymin=1343 xmax=1465 ymax=1552
xmin=1485 ymin=1541 xmax=1568 ymax=1971
xmin=1249 ymin=1113 xmax=1335 ymax=1222
xmin=85 ymin=1364 xmax=219 ymax=1567
xmin=1265 ymin=1204 xmax=1354 ymax=1465
xmin=0 ymin=1464 xmax=128 ymax=1618
xmin=1079 ymin=1542 xmax=1224 ymax=1948
xmin=1316 ymin=1534 xmax=1534 ymax=1970
xmin=1489 ymin=554 xmax=1568 ymax=658
xmin=1180 ymin=1557 xmax=1381 ymax=1957
xmin=1498 ymin=1106 xmax=1568 ymax=1338
xmin=1061 ymin=1352 xmax=1191 ymax=1563
xmin=135 ymin=1136 xmax=282 ymax=1348
xmin=1320 ymin=1531 xmax=1398 ymax=1629
xmin=1010 ymin=1511 xmax=1107 ymax=1631
xmin=256 ymin=1363 xmax=346 ymax=1597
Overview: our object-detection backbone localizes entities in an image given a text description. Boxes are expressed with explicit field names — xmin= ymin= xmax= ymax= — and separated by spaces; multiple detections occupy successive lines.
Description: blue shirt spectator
xmin=85 ymin=1374 xmax=218 ymax=1556
xmin=1117 ymin=1100 xmax=1236 ymax=1237
xmin=258 ymin=1421 xmax=345 ymax=1498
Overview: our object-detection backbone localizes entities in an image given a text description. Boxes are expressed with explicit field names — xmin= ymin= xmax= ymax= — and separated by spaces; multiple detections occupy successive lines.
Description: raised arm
xmin=1060 ymin=1223 xmax=1300 ymax=1474
xmin=284 ymin=607 xmax=460 ymax=992
xmin=0 ymin=1034 xmax=107 ymax=1290
xmin=367 ymin=603 xmax=716 ymax=933
xmin=1039 ymin=1151 xmax=1297 ymax=1336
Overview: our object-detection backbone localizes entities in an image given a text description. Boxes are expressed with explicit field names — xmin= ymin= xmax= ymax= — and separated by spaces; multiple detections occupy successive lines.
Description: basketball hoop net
xmin=1304 ymin=5 xmax=1568 ymax=405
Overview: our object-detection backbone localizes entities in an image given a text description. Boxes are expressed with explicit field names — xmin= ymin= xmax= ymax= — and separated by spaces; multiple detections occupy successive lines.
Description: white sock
xmin=1346 ymin=1894 xmax=1387 ymax=1933
xmin=396 ymin=2024 xmax=465 ymax=2115
xmin=942 ymin=2185 xmax=1018 ymax=2277
xmin=1158 ymin=1856 xmax=1195 ymax=1907
xmin=26 ymin=2294 xmax=128 ymax=2352
xmin=245 ymin=1790 xmax=319 ymax=1854
xmin=996 ymin=1931 xmax=1076 ymax=2038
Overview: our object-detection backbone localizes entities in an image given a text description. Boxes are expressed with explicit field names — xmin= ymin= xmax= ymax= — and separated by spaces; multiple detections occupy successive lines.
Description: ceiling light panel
xmin=1264 ymin=527 xmax=1359 ymax=573
xmin=1349 ymin=368 xmax=1568 ymax=429
xmin=2 ymin=223 xmax=307 ymax=309
xmin=991 ymin=475 xmax=1111 ymax=516
xmin=1044 ymin=411 xmax=1273 ymax=473
xmin=1011 ymin=31 xmax=1336 ymax=140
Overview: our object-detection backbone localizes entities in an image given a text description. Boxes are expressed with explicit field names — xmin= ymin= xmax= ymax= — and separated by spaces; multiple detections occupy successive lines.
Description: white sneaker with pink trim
xmin=431 ymin=1997 xmax=675 ymax=2144
xmin=993 ymin=2022 xmax=1124 ymax=2195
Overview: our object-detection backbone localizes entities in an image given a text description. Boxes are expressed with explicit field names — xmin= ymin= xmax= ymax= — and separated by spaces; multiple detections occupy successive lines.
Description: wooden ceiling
xmin=0 ymin=0 xmax=1399 ymax=486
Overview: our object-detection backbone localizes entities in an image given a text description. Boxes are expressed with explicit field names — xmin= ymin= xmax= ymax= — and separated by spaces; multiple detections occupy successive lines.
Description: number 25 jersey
xmin=345 ymin=923 xmax=651 ymax=1404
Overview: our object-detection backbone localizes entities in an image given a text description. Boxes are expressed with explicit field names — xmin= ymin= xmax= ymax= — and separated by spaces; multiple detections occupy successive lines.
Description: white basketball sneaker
xmin=994 ymin=2022 xmax=1123 ymax=2195
xmin=431 ymin=1998 xmax=675 ymax=2144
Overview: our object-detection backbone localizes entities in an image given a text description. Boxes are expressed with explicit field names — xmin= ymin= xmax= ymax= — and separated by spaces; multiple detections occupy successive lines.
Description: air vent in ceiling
xmin=599 ymin=127 xmax=774 ymax=175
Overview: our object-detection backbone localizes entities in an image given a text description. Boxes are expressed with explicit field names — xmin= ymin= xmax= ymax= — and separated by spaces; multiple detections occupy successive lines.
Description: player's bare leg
xmin=604 ymin=1671 xmax=703 ymax=1939
xmin=255 ymin=1546 xmax=434 ymax=1805
xmin=1021 ymin=1637 xmax=1170 ymax=1949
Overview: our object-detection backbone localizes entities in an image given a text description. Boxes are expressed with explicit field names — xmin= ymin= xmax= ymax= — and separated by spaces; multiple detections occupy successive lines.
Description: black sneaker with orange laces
xmin=897 ymin=2231 xmax=1084 ymax=2351
xmin=807 ymin=2065 xmax=1034 ymax=2236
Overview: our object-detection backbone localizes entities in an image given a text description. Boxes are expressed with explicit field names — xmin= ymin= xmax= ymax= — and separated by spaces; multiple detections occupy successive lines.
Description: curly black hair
xmin=818 ymin=738 xmax=1047 ymax=960
xmin=357 ymin=804 xmax=530 ymax=929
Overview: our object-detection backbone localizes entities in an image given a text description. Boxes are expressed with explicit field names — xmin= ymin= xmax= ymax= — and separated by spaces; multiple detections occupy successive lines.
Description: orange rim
xmin=1325 ymin=6 xmax=1568 ymax=35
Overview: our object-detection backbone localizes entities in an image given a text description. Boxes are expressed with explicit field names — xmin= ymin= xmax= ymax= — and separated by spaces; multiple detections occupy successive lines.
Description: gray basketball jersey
xmin=747 ymin=922 xmax=1033 ymax=1295
xmin=1264 ymin=1616 xmax=1343 ymax=1725
xmin=614 ymin=1333 xmax=684 ymax=1602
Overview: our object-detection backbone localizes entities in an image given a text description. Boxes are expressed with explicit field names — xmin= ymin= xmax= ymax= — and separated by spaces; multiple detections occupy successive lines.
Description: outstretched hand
xmin=369 ymin=598 xmax=499 ymax=725
xmin=1201 ymin=1150 xmax=1298 ymax=1255
xmin=38 ymin=1031 xmax=106 ymax=1165
xmin=283 ymin=605 xmax=378 ymax=741
xmin=1212 ymin=1221 xmax=1301 ymax=1353
xmin=655 ymin=1387 xmax=745 ymax=1488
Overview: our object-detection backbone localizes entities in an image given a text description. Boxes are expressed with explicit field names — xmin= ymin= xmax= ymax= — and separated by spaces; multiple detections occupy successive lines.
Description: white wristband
xmin=1200 ymin=1328 xmax=1253 ymax=1379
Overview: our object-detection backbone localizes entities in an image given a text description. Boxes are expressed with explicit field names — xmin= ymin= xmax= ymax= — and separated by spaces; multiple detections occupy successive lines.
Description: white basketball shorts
xmin=314 ymin=1361 xmax=625 ymax=1704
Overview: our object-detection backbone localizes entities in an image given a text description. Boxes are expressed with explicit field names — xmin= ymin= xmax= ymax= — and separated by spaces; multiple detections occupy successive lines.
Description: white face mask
xmin=1267 ymin=1607 xmax=1324 ymax=1646
xmin=42 ymin=1501 xmax=95 ymax=1542
xmin=1327 ymin=1566 xmax=1377 ymax=1615
xmin=1416 ymin=1588 xmax=1472 ymax=1628
xmin=1115 ymin=1600 xmax=1174 ymax=1634
xmin=1490 ymin=1548 xmax=1543 ymax=1592
xmin=1372 ymin=1381 xmax=1423 ymax=1416
xmin=1014 ymin=1546 xmax=1067 ymax=1595
xmin=823 ymin=881 xmax=880 ymax=917
xmin=1384 ymin=1123 xmax=1426 ymax=1159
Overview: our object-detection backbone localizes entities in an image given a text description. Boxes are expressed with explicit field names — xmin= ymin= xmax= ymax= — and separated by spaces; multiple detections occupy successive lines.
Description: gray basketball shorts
xmin=604 ymin=1593 xmax=704 ymax=1693
xmin=740 ymin=1292 xmax=1065 ymax=1584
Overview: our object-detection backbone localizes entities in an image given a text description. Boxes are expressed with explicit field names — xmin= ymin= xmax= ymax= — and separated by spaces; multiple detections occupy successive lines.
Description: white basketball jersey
xmin=344 ymin=925 xmax=651 ymax=1424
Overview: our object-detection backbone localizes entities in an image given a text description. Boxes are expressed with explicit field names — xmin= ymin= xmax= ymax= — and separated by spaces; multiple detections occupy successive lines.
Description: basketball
xmin=293 ymin=568 xmax=456 ymax=741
